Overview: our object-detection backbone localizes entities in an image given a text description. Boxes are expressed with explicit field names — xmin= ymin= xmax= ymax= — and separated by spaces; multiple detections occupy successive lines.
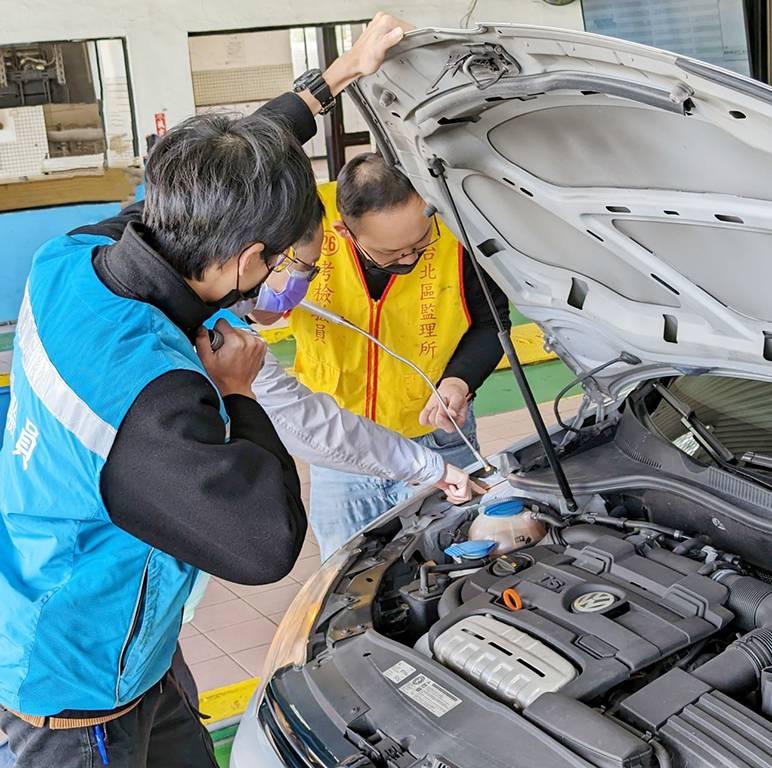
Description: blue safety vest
xmin=0 ymin=232 xmax=227 ymax=716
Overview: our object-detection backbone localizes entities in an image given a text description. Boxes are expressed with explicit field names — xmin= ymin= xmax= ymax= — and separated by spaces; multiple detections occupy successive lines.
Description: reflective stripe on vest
xmin=290 ymin=182 xmax=471 ymax=438
xmin=16 ymin=287 xmax=116 ymax=459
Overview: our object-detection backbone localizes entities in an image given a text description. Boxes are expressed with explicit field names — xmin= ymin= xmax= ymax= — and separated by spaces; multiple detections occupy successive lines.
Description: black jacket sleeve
xmin=258 ymin=91 xmax=318 ymax=145
xmin=441 ymin=250 xmax=512 ymax=393
xmin=101 ymin=370 xmax=306 ymax=585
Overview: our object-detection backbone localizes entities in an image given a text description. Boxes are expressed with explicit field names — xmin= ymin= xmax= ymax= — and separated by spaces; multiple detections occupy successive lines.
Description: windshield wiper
xmin=652 ymin=383 xmax=734 ymax=464
xmin=740 ymin=452 xmax=772 ymax=472
xmin=652 ymin=383 xmax=772 ymax=493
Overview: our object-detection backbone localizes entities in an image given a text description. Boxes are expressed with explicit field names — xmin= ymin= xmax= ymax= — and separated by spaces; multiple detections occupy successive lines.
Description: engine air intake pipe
xmin=714 ymin=571 xmax=772 ymax=631
xmin=692 ymin=628 xmax=772 ymax=696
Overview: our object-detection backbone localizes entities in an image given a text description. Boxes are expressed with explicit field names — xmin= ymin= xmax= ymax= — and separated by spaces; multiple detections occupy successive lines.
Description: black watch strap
xmin=310 ymin=77 xmax=335 ymax=115
xmin=293 ymin=69 xmax=336 ymax=115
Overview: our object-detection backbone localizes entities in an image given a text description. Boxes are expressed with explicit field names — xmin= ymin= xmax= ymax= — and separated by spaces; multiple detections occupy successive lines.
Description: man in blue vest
xmin=0 ymin=14 xmax=408 ymax=768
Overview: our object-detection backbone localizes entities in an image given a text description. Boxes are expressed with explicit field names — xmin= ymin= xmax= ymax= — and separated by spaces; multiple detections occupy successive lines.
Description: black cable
xmin=419 ymin=559 xmax=486 ymax=594
xmin=554 ymin=352 xmax=641 ymax=432
xmin=576 ymin=513 xmax=689 ymax=540
xmin=530 ymin=510 xmax=569 ymax=529
xmin=429 ymin=156 xmax=578 ymax=512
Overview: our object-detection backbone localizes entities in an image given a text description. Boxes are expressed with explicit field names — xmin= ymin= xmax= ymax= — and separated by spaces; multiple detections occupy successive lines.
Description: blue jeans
xmin=0 ymin=740 xmax=13 ymax=768
xmin=310 ymin=408 xmax=479 ymax=561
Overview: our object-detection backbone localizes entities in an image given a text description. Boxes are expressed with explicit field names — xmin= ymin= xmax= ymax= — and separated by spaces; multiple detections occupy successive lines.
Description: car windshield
xmin=647 ymin=375 xmax=772 ymax=467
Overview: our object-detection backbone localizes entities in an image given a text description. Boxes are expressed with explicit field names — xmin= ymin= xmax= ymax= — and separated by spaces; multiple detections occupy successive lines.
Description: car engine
xmin=358 ymin=491 xmax=772 ymax=768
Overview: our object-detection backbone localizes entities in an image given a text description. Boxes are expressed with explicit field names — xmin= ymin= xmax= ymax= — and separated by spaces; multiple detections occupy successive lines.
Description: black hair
xmin=296 ymin=190 xmax=325 ymax=246
xmin=143 ymin=110 xmax=317 ymax=280
xmin=335 ymin=152 xmax=419 ymax=220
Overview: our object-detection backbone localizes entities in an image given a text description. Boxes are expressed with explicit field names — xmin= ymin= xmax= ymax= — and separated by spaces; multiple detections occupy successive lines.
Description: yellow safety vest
xmin=290 ymin=182 xmax=471 ymax=438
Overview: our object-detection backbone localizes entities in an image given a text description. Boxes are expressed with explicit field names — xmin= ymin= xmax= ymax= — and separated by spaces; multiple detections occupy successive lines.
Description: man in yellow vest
xmin=289 ymin=153 xmax=511 ymax=559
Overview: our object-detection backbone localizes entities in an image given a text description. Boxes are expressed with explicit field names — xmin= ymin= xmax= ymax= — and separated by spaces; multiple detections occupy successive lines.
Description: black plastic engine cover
xmin=429 ymin=536 xmax=733 ymax=701
xmin=659 ymin=690 xmax=772 ymax=767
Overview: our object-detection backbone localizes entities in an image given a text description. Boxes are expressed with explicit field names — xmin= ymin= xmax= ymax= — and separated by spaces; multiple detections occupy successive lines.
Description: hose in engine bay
xmin=530 ymin=507 xmax=691 ymax=541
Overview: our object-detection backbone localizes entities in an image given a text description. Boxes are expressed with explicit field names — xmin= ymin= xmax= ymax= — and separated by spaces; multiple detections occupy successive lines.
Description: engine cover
xmin=660 ymin=690 xmax=772 ymax=767
xmin=429 ymin=534 xmax=734 ymax=701
xmin=433 ymin=615 xmax=576 ymax=709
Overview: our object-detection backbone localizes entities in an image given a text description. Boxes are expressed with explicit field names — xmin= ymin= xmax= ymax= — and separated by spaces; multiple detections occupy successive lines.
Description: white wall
xmin=1 ymin=0 xmax=584 ymax=144
xmin=189 ymin=30 xmax=293 ymax=72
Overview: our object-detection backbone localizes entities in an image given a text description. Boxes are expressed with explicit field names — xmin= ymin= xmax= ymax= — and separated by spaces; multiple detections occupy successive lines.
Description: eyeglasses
xmin=233 ymin=247 xmax=318 ymax=301
xmin=348 ymin=215 xmax=441 ymax=269
xmin=232 ymin=246 xmax=290 ymax=300
xmin=265 ymin=249 xmax=290 ymax=273
xmin=272 ymin=249 xmax=321 ymax=281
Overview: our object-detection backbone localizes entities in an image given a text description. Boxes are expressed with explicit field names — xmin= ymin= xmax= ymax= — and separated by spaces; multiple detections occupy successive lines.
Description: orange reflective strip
xmin=370 ymin=277 xmax=396 ymax=424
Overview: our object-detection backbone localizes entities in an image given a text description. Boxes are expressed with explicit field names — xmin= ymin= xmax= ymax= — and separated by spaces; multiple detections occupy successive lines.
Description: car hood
xmin=351 ymin=24 xmax=772 ymax=398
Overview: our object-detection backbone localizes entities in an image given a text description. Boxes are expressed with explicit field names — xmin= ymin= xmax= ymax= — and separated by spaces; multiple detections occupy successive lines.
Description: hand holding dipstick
xmin=195 ymin=320 xmax=266 ymax=399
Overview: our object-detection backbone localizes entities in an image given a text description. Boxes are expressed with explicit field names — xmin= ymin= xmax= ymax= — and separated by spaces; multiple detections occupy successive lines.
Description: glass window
xmin=647 ymin=375 xmax=772 ymax=463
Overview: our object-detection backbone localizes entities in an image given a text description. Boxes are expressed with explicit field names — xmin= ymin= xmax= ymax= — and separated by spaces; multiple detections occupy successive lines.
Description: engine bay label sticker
xmin=399 ymin=674 xmax=462 ymax=717
xmin=383 ymin=661 xmax=416 ymax=684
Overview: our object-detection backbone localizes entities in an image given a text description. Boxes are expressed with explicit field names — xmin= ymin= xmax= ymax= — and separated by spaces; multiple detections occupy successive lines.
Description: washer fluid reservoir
xmin=469 ymin=498 xmax=546 ymax=556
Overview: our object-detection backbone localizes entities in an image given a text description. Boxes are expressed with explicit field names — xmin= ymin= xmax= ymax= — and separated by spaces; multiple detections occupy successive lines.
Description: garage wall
xmin=189 ymin=31 xmax=295 ymax=107
xmin=1 ymin=1 xmax=584 ymax=140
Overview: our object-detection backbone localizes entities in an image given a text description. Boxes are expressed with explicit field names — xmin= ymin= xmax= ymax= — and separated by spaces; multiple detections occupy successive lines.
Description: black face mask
xmin=361 ymin=250 xmax=423 ymax=276
xmin=207 ymin=249 xmax=265 ymax=310
xmin=208 ymin=280 xmax=262 ymax=310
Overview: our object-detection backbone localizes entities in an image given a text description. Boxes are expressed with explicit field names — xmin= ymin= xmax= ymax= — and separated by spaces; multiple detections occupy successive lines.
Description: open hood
xmin=351 ymin=25 xmax=772 ymax=398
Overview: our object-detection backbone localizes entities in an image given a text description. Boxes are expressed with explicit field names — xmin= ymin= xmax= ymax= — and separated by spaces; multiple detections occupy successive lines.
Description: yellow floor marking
xmin=496 ymin=322 xmax=556 ymax=369
xmin=199 ymin=677 xmax=260 ymax=724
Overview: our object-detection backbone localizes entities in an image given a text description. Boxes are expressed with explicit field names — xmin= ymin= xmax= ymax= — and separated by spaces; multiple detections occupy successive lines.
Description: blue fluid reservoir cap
xmin=444 ymin=540 xmax=496 ymax=560
xmin=482 ymin=498 xmax=526 ymax=517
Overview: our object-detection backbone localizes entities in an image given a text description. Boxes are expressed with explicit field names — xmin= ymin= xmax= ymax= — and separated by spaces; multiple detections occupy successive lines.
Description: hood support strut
xmin=429 ymin=156 xmax=578 ymax=513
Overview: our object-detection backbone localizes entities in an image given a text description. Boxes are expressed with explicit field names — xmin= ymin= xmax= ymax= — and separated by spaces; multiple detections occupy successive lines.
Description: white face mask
xmin=228 ymin=296 xmax=260 ymax=319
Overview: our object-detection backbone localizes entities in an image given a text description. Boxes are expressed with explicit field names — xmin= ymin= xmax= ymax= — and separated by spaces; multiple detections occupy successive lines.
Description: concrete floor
xmin=183 ymin=397 xmax=583 ymax=692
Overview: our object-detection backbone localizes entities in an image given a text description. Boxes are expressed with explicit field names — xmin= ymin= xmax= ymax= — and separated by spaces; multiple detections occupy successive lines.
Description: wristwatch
xmin=293 ymin=69 xmax=336 ymax=115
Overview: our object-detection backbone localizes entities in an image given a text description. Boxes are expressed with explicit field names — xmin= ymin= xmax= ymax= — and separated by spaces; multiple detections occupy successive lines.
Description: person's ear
xmin=333 ymin=220 xmax=349 ymax=238
xmin=238 ymin=242 xmax=266 ymax=276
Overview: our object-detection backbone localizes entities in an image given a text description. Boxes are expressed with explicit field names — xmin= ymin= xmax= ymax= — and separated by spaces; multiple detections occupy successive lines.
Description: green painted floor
xmin=476 ymin=361 xmax=581 ymax=415
xmin=213 ymin=725 xmax=237 ymax=766
xmin=0 ymin=332 xmax=12 ymax=353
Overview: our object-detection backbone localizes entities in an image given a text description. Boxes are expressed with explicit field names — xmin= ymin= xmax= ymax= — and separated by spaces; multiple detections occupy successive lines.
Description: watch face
xmin=294 ymin=68 xmax=321 ymax=91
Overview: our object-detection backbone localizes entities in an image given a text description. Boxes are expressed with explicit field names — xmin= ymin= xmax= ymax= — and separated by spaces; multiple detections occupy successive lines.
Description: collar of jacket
xmin=93 ymin=221 xmax=213 ymax=342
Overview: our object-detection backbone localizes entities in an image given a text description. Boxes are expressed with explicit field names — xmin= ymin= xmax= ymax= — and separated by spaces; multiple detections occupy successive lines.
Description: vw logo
xmin=572 ymin=591 xmax=616 ymax=613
